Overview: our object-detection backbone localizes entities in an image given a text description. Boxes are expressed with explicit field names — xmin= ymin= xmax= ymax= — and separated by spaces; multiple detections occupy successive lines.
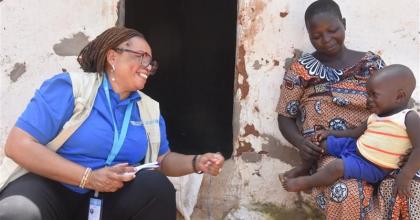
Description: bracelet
xmin=80 ymin=168 xmax=91 ymax=188
xmin=192 ymin=155 xmax=203 ymax=174
xmin=79 ymin=167 xmax=92 ymax=189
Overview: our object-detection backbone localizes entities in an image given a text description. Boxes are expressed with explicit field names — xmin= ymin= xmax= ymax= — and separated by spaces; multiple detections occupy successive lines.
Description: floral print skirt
xmin=312 ymin=156 xmax=420 ymax=219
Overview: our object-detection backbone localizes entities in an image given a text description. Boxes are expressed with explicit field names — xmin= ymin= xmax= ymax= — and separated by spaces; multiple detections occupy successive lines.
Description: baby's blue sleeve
xmin=16 ymin=73 xmax=75 ymax=145
xmin=158 ymin=115 xmax=170 ymax=156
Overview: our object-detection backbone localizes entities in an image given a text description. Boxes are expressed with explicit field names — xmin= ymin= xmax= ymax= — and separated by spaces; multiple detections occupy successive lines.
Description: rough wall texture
xmin=0 ymin=0 xmax=119 ymax=159
xmin=0 ymin=0 xmax=419 ymax=219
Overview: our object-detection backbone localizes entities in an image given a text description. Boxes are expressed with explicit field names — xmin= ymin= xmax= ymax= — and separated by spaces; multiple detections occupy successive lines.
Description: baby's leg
xmin=283 ymin=159 xmax=344 ymax=192
xmin=282 ymin=139 xmax=329 ymax=179
xmin=283 ymin=158 xmax=314 ymax=179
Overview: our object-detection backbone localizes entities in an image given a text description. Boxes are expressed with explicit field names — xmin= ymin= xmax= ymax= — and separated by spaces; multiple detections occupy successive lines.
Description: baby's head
xmin=367 ymin=64 xmax=416 ymax=116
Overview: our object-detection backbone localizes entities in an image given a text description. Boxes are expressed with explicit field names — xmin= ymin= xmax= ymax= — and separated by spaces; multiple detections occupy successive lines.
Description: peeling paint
xmin=243 ymin=124 xmax=260 ymax=137
xmin=53 ymin=32 xmax=90 ymax=56
xmin=280 ymin=11 xmax=289 ymax=18
xmin=273 ymin=59 xmax=280 ymax=66
xmin=236 ymin=140 xmax=254 ymax=156
xmin=236 ymin=123 xmax=260 ymax=156
xmin=241 ymin=152 xmax=262 ymax=163
xmin=251 ymin=168 xmax=262 ymax=177
xmin=9 ymin=62 xmax=26 ymax=82
xmin=254 ymin=106 xmax=260 ymax=112
xmin=252 ymin=60 xmax=262 ymax=70
xmin=261 ymin=134 xmax=301 ymax=167
xmin=237 ymin=0 xmax=266 ymax=46
xmin=237 ymin=13 xmax=244 ymax=26
xmin=258 ymin=150 xmax=268 ymax=154
xmin=236 ymin=44 xmax=249 ymax=100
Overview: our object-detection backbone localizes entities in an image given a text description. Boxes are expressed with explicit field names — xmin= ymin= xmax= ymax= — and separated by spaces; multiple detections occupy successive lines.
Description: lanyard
xmin=102 ymin=75 xmax=134 ymax=165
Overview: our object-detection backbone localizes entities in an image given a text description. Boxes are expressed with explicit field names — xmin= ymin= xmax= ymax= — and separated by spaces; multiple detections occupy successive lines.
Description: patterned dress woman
xmin=277 ymin=51 xmax=386 ymax=219
xmin=277 ymin=1 xmax=419 ymax=218
xmin=278 ymin=51 xmax=420 ymax=219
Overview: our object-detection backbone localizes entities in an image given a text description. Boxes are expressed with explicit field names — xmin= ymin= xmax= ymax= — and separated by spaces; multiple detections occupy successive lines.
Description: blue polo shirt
xmin=16 ymin=73 xmax=170 ymax=193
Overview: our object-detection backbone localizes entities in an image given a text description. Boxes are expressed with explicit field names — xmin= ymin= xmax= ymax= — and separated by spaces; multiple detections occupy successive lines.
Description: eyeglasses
xmin=114 ymin=48 xmax=158 ymax=75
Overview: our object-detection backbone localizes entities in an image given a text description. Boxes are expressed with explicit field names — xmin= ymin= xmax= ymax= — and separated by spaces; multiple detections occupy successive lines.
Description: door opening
xmin=125 ymin=0 xmax=237 ymax=158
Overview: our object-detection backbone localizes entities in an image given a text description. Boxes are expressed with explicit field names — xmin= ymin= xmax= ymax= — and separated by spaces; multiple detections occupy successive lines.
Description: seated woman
xmin=282 ymin=64 xmax=419 ymax=197
xmin=277 ymin=0 xmax=387 ymax=218
xmin=0 ymin=27 xmax=224 ymax=220
xmin=278 ymin=1 xmax=419 ymax=218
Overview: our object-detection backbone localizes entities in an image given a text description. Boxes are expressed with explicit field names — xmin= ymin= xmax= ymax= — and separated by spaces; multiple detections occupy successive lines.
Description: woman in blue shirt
xmin=0 ymin=27 xmax=224 ymax=220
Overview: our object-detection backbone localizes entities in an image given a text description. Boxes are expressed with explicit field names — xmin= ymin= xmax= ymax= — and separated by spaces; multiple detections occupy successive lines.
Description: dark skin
xmin=278 ymin=12 xmax=367 ymax=179
xmin=307 ymin=13 xmax=365 ymax=69
xmin=282 ymin=65 xmax=420 ymax=198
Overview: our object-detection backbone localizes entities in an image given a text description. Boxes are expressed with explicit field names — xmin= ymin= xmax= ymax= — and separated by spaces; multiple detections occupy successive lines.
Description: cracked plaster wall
xmin=0 ymin=1 xmax=119 ymax=157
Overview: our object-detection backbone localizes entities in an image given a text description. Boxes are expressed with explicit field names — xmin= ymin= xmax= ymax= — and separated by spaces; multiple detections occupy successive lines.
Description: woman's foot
xmin=282 ymin=177 xmax=312 ymax=192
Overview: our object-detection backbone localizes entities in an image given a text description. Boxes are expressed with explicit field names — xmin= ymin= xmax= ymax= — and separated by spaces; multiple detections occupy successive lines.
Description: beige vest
xmin=0 ymin=72 xmax=161 ymax=191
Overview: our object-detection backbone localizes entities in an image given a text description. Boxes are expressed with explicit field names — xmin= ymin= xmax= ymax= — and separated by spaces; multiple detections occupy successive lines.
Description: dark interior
xmin=125 ymin=0 xmax=237 ymax=158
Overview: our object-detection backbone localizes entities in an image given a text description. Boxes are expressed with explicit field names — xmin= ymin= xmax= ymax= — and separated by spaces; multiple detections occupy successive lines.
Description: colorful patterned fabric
xmin=378 ymin=170 xmax=420 ymax=220
xmin=277 ymin=52 xmax=389 ymax=219
xmin=312 ymin=156 xmax=378 ymax=219
xmin=277 ymin=52 xmax=385 ymax=138
xmin=358 ymin=109 xmax=413 ymax=169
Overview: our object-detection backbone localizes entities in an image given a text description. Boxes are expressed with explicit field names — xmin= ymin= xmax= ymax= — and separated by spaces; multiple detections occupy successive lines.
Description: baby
xmin=282 ymin=64 xmax=420 ymax=198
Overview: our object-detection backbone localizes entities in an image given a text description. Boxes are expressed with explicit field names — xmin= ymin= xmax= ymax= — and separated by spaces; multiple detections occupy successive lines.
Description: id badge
xmin=88 ymin=197 xmax=102 ymax=220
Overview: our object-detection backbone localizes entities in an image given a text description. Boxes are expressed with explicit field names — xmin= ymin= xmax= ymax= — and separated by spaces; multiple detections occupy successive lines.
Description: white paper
xmin=133 ymin=161 xmax=159 ymax=173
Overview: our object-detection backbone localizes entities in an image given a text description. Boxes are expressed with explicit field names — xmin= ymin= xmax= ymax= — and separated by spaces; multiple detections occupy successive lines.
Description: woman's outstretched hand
xmin=85 ymin=163 xmax=136 ymax=192
xmin=195 ymin=153 xmax=225 ymax=176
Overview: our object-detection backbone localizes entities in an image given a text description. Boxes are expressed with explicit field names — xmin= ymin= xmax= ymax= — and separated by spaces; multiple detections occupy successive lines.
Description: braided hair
xmin=304 ymin=0 xmax=343 ymax=24
xmin=77 ymin=27 xmax=145 ymax=73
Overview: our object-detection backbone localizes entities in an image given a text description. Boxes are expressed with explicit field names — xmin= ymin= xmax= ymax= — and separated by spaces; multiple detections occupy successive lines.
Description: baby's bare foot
xmin=283 ymin=166 xmax=310 ymax=179
xmin=283 ymin=177 xmax=311 ymax=192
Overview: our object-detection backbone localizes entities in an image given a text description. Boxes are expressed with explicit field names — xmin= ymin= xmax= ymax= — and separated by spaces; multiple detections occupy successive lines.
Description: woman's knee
xmin=137 ymin=170 xmax=175 ymax=199
xmin=0 ymin=195 xmax=42 ymax=220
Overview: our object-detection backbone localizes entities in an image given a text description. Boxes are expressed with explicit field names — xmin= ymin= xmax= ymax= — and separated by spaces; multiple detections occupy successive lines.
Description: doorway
xmin=125 ymin=0 xmax=237 ymax=158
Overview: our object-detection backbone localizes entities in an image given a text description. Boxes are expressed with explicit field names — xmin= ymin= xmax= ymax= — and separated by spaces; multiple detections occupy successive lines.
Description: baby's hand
xmin=393 ymin=172 xmax=412 ymax=198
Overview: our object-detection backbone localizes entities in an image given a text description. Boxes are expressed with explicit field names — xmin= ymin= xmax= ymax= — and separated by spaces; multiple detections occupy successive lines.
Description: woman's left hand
xmin=195 ymin=153 xmax=225 ymax=176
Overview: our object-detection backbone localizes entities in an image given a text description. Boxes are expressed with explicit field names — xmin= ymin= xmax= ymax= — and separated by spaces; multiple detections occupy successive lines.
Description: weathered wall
xmin=0 ymin=0 xmax=419 ymax=219
xmin=0 ymin=0 xmax=120 ymax=157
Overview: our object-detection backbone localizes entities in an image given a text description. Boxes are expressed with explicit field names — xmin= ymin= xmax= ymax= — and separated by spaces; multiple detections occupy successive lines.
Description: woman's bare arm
xmin=157 ymin=151 xmax=224 ymax=177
